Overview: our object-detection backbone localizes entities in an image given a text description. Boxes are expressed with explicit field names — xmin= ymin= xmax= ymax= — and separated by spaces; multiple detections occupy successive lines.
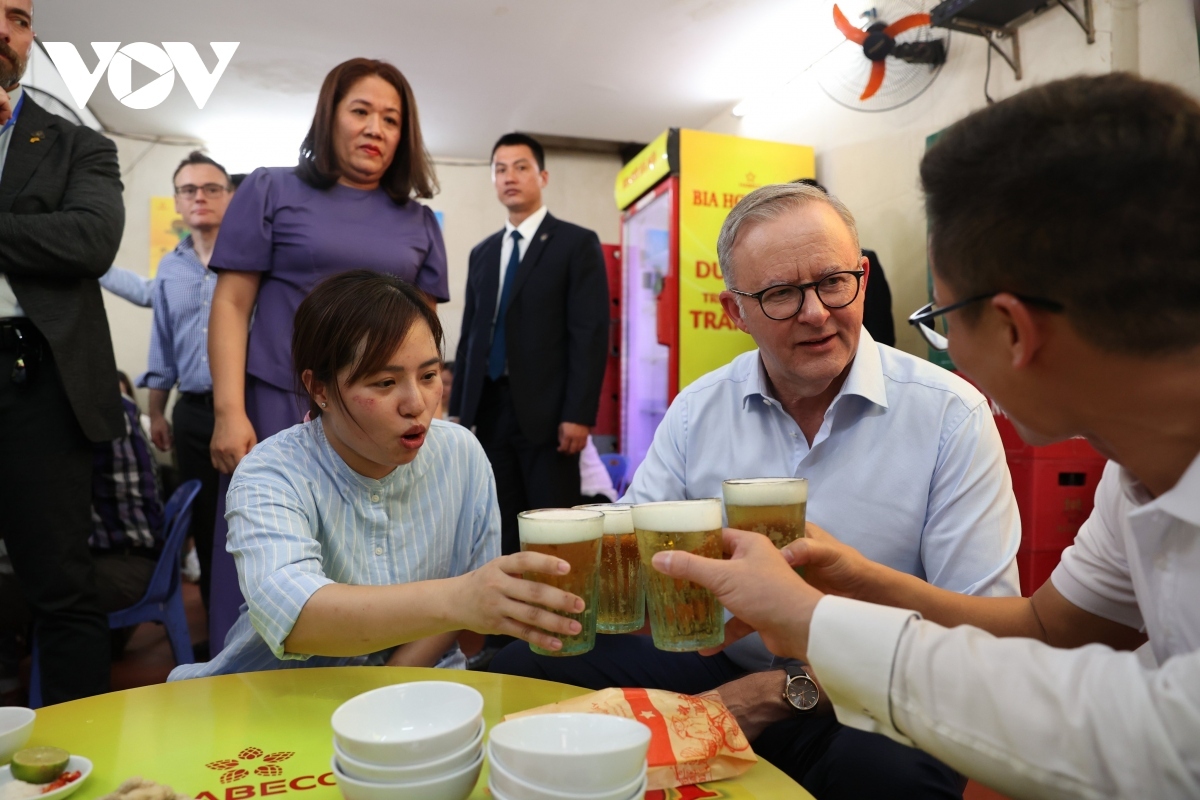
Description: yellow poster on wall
xmin=676 ymin=130 xmax=815 ymax=389
xmin=149 ymin=196 xmax=188 ymax=277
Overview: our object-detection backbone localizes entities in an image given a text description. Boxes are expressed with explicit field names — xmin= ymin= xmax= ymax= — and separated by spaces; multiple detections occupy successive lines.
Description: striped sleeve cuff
xmin=807 ymin=595 xmax=920 ymax=745
xmin=247 ymin=565 xmax=335 ymax=661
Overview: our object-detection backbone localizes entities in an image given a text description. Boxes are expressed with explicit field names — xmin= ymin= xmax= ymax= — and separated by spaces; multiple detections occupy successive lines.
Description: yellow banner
xmin=676 ymin=130 xmax=814 ymax=389
xmin=614 ymin=130 xmax=672 ymax=211
xmin=149 ymin=196 xmax=188 ymax=277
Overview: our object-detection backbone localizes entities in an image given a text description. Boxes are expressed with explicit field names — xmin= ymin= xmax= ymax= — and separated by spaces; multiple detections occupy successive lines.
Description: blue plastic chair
xmin=600 ymin=453 xmax=628 ymax=495
xmin=29 ymin=479 xmax=201 ymax=707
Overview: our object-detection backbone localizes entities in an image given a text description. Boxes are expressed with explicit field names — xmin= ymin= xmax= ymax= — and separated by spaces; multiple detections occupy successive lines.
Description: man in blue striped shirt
xmin=137 ymin=151 xmax=235 ymax=616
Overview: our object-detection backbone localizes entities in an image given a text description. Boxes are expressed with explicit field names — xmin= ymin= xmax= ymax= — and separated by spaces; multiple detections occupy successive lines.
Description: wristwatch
xmin=783 ymin=664 xmax=820 ymax=713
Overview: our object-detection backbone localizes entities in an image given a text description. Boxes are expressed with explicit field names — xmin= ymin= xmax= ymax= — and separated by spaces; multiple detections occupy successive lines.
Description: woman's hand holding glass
xmin=454 ymin=552 xmax=587 ymax=653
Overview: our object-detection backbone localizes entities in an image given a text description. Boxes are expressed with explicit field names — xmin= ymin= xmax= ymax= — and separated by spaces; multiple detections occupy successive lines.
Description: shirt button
xmin=375 ymin=547 xmax=384 ymax=556
xmin=1155 ymin=554 xmax=1169 ymax=570
xmin=762 ymin=398 xmax=770 ymax=406
xmin=371 ymin=493 xmax=381 ymax=502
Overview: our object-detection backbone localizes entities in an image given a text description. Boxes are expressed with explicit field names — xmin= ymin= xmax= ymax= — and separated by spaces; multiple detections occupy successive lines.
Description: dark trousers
xmin=491 ymin=635 xmax=964 ymax=800
xmin=0 ymin=342 xmax=110 ymax=703
xmin=172 ymin=393 xmax=218 ymax=611
xmin=474 ymin=378 xmax=582 ymax=557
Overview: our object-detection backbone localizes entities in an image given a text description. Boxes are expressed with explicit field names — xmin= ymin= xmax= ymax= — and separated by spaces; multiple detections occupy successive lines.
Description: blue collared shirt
xmin=168 ymin=417 xmax=500 ymax=680
xmin=623 ymin=329 xmax=1021 ymax=671
xmin=99 ymin=266 xmax=154 ymax=308
xmin=137 ymin=236 xmax=216 ymax=393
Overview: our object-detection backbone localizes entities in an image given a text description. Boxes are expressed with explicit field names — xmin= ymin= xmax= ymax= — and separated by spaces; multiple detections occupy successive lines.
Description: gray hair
xmin=716 ymin=183 xmax=861 ymax=289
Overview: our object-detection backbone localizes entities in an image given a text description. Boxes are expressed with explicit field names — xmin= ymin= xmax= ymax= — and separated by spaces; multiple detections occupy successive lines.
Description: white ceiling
xmin=26 ymin=0 xmax=846 ymax=171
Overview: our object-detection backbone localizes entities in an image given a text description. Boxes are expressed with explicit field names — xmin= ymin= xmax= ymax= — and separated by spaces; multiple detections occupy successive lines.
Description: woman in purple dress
xmin=205 ymin=58 xmax=448 ymax=651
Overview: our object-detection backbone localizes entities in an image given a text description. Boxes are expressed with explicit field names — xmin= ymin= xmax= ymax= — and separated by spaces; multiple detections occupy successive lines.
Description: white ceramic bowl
xmin=0 ymin=707 xmax=35 ymax=765
xmin=488 ymin=746 xmax=646 ymax=800
xmin=331 ymin=682 xmax=483 ymax=766
xmin=333 ymin=720 xmax=483 ymax=783
xmin=329 ymin=750 xmax=482 ymax=800
xmin=487 ymin=714 xmax=650 ymax=794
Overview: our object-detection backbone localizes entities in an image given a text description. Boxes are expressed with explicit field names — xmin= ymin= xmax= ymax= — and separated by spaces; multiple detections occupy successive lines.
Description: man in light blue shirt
xmin=137 ymin=152 xmax=235 ymax=618
xmin=492 ymin=183 xmax=1019 ymax=799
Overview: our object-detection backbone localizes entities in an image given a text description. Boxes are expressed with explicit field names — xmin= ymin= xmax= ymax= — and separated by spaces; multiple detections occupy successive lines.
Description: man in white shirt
xmin=493 ymin=181 xmax=1021 ymax=798
xmin=653 ymin=73 xmax=1200 ymax=800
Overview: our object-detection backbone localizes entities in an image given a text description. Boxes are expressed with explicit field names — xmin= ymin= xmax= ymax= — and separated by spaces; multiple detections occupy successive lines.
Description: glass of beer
xmin=518 ymin=508 xmax=605 ymax=657
xmin=576 ymin=503 xmax=644 ymax=634
xmin=723 ymin=478 xmax=808 ymax=573
xmin=631 ymin=499 xmax=725 ymax=652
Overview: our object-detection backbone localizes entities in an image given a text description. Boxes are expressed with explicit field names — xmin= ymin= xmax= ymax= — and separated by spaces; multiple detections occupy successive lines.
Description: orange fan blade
xmin=884 ymin=13 xmax=931 ymax=37
xmin=833 ymin=4 xmax=868 ymax=44
xmin=861 ymin=60 xmax=886 ymax=100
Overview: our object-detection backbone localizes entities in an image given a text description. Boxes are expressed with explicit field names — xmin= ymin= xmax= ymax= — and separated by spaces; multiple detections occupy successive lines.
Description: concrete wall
xmin=701 ymin=0 xmax=1200 ymax=357
xmin=100 ymin=144 xmax=622 ymax=399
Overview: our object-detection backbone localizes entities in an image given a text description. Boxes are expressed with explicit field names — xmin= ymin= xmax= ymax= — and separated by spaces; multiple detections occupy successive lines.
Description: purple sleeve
xmin=210 ymin=167 xmax=277 ymax=274
xmin=415 ymin=204 xmax=450 ymax=302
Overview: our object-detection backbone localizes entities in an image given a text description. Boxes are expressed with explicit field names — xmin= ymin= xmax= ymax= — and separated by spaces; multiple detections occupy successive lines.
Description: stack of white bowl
xmin=487 ymin=714 xmax=651 ymax=800
xmin=330 ymin=682 xmax=485 ymax=800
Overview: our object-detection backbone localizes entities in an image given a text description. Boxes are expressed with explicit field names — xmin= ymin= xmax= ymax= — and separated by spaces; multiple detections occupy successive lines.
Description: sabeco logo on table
xmin=41 ymin=42 xmax=239 ymax=110
xmin=194 ymin=746 xmax=335 ymax=800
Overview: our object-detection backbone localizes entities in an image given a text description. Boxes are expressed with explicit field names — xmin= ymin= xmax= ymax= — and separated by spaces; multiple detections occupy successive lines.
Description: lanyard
xmin=1 ymin=91 xmax=24 ymax=134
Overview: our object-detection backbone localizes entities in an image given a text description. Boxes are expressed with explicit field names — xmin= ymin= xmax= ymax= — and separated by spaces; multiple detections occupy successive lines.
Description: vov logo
xmin=41 ymin=42 xmax=239 ymax=110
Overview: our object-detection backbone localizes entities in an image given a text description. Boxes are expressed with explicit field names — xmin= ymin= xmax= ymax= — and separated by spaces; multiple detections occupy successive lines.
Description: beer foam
xmin=631 ymin=499 xmax=722 ymax=533
xmin=518 ymin=508 xmax=604 ymax=544
xmin=722 ymin=478 xmax=808 ymax=506
xmin=575 ymin=503 xmax=635 ymax=535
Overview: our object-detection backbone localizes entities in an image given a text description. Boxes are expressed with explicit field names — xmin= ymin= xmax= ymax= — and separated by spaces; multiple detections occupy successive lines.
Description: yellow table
xmin=24 ymin=668 xmax=811 ymax=800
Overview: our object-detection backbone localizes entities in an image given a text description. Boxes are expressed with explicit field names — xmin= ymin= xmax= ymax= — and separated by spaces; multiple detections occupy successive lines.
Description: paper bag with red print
xmin=503 ymin=687 xmax=757 ymax=790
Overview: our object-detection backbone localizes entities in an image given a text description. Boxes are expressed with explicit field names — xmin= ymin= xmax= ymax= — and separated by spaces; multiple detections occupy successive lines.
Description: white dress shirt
xmin=623 ymin=329 xmax=1021 ymax=670
xmin=580 ymin=436 xmax=618 ymax=502
xmin=0 ymin=85 xmax=26 ymax=318
xmin=493 ymin=205 xmax=549 ymax=324
xmin=809 ymin=452 xmax=1200 ymax=799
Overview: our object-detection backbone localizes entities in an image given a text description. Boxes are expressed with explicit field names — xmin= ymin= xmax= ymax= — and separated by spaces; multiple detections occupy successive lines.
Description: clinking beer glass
xmin=722 ymin=477 xmax=808 ymax=574
xmin=576 ymin=503 xmax=644 ymax=634
xmin=631 ymin=499 xmax=725 ymax=652
xmin=517 ymin=508 xmax=604 ymax=656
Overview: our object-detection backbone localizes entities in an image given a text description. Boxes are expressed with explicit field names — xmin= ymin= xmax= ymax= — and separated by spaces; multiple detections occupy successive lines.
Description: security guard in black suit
xmin=0 ymin=0 xmax=126 ymax=703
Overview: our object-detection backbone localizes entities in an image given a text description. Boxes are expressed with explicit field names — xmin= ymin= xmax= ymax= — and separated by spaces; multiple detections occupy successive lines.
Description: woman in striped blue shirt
xmin=170 ymin=271 xmax=582 ymax=679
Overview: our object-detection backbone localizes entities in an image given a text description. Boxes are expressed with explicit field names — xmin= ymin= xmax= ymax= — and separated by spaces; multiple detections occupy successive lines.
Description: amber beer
xmin=576 ymin=503 xmax=644 ymax=633
xmin=631 ymin=499 xmax=725 ymax=652
xmin=723 ymin=477 xmax=808 ymax=546
xmin=518 ymin=508 xmax=604 ymax=656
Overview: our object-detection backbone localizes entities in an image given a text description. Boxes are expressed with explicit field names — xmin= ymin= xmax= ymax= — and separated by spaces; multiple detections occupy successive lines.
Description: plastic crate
xmin=1009 ymin=457 xmax=1106 ymax=552
xmin=994 ymin=413 xmax=1101 ymax=460
xmin=1016 ymin=548 xmax=1068 ymax=597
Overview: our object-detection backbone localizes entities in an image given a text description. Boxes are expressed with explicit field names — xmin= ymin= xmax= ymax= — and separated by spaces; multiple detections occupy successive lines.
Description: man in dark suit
xmin=0 ymin=0 xmax=127 ymax=703
xmin=450 ymin=133 xmax=609 ymax=666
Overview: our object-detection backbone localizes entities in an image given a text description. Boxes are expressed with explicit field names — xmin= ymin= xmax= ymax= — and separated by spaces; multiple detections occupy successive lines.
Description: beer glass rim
xmin=574 ymin=503 xmax=633 ymax=512
xmin=631 ymin=498 xmax=722 ymax=533
xmin=518 ymin=508 xmax=605 ymax=544
xmin=518 ymin=508 xmax=605 ymax=521
xmin=630 ymin=498 xmax=721 ymax=509
xmin=722 ymin=477 xmax=809 ymax=486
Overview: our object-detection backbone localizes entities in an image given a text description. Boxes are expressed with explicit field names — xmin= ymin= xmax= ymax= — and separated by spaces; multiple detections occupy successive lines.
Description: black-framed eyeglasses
xmin=908 ymin=293 xmax=1065 ymax=351
xmin=175 ymin=183 xmax=229 ymax=199
xmin=729 ymin=270 xmax=865 ymax=321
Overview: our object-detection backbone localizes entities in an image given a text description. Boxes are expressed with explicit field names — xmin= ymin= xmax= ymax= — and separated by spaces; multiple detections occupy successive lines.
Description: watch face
xmin=786 ymin=676 xmax=820 ymax=712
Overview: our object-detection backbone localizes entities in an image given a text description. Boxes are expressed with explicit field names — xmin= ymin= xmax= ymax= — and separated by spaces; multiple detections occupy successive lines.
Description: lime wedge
xmin=9 ymin=747 xmax=70 ymax=784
